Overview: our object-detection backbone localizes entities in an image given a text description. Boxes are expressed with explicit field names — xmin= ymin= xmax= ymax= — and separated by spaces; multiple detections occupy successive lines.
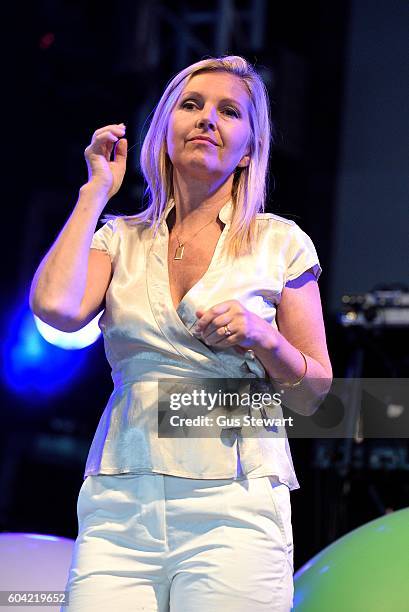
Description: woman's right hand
xmin=84 ymin=123 xmax=128 ymax=201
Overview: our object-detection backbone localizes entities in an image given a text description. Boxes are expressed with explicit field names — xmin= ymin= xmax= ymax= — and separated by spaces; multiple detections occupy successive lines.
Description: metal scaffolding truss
xmin=156 ymin=0 xmax=267 ymax=68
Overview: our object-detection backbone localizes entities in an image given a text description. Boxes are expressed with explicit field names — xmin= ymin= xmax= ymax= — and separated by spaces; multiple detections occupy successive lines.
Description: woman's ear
xmin=237 ymin=151 xmax=251 ymax=168
xmin=237 ymin=137 xmax=252 ymax=168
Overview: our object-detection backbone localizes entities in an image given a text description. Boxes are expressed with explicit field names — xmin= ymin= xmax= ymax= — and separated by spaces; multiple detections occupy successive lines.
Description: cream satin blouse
xmin=85 ymin=199 xmax=322 ymax=490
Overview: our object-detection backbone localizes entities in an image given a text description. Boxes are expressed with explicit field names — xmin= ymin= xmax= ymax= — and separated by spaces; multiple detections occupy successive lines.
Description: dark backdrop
xmin=1 ymin=0 xmax=408 ymax=572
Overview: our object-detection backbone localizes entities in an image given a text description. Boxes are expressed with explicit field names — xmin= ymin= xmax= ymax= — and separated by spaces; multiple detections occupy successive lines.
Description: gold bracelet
xmin=272 ymin=350 xmax=308 ymax=387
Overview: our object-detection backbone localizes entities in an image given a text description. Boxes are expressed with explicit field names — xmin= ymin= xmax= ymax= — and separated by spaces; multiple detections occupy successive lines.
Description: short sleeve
xmin=90 ymin=219 xmax=117 ymax=262
xmin=284 ymin=223 xmax=322 ymax=283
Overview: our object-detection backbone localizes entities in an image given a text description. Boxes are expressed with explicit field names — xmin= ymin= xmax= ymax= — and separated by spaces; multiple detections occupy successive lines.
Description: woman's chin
xmin=176 ymin=160 xmax=226 ymax=182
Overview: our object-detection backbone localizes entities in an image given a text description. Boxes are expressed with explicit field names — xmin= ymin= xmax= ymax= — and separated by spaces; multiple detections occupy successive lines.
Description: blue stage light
xmin=33 ymin=312 xmax=103 ymax=350
xmin=2 ymin=303 xmax=100 ymax=397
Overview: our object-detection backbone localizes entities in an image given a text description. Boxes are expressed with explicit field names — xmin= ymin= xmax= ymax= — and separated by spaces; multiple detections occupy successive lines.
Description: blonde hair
xmin=120 ymin=55 xmax=272 ymax=258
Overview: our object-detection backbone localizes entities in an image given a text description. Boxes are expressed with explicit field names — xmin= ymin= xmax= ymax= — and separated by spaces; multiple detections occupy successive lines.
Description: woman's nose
xmin=196 ymin=107 xmax=217 ymax=130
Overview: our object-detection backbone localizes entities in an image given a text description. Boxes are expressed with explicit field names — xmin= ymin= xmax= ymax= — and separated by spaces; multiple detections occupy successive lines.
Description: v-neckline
xmin=165 ymin=217 xmax=229 ymax=314
xmin=145 ymin=200 xmax=251 ymax=372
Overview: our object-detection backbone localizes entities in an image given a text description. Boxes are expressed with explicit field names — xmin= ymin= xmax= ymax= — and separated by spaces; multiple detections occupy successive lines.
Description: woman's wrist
xmin=253 ymin=326 xmax=307 ymax=385
xmin=253 ymin=322 xmax=280 ymax=354
xmin=78 ymin=182 xmax=110 ymax=212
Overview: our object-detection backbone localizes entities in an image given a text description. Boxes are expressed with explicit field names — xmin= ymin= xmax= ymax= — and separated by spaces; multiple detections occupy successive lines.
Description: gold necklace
xmin=173 ymin=218 xmax=215 ymax=260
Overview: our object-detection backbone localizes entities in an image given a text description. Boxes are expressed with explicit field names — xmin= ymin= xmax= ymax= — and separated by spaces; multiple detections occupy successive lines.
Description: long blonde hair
xmin=120 ymin=55 xmax=272 ymax=258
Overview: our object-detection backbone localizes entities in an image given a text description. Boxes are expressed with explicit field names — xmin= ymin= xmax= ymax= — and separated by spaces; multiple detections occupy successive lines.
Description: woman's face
xmin=166 ymin=71 xmax=252 ymax=182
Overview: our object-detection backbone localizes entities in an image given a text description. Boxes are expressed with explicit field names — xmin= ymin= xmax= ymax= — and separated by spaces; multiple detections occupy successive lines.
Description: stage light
xmin=2 ymin=304 xmax=98 ymax=397
xmin=33 ymin=312 xmax=103 ymax=350
xmin=39 ymin=32 xmax=55 ymax=50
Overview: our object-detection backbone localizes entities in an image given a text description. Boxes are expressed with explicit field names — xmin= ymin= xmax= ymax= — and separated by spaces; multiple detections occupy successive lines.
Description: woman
xmin=30 ymin=55 xmax=332 ymax=611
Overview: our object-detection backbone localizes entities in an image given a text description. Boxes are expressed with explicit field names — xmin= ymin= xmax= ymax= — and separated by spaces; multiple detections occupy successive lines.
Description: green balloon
xmin=294 ymin=508 xmax=409 ymax=611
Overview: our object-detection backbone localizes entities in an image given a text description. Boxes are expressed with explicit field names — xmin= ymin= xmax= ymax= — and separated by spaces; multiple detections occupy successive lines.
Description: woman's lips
xmin=188 ymin=137 xmax=218 ymax=146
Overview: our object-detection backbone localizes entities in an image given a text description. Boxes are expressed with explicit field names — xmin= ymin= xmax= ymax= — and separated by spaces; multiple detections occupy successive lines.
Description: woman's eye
xmin=223 ymin=107 xmax=240 ymax=118
xmin=182 ymin=101 xmax=197 ymax=110
xmin=181 ymin=101 xmax=240 ymax=117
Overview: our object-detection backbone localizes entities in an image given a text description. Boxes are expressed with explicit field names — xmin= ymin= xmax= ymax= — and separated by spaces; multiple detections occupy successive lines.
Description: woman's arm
xmin=196 ymin=268 xmax=332 ymax=416
xmin=253 ymin=268 xmax=333 ymax=415
xmin=29 ymin=185 xmax=112 ymax=332
xmin=29 ymin=123 xmax=127 ymax=332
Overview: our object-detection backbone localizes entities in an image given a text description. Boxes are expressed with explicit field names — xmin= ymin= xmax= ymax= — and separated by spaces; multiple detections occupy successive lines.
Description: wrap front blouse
xmin=85 ymin=199 xmax=322 ymax=490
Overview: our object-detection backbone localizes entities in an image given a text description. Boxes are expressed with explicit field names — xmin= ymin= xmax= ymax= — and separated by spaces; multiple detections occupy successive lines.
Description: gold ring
xmin=224 ymin=324 xmax=232 ymax=336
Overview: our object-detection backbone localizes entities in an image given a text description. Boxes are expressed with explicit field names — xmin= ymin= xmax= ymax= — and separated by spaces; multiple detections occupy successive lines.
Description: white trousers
xmin=62 ymin=473 xmax=294 ymax=611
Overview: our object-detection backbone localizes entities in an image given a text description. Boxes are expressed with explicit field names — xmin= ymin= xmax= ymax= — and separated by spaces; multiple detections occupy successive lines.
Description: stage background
xmin=1 ymin=0 xmax=408 ymax=571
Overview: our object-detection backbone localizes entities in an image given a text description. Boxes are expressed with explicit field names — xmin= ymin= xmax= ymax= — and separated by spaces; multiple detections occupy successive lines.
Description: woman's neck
xmin=171 ymin=170 xmax=233 ymax=228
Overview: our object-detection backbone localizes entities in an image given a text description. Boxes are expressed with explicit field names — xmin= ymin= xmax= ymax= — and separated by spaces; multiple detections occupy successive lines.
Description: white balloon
xmin=0 ymin=532 xmax=74 ymax=611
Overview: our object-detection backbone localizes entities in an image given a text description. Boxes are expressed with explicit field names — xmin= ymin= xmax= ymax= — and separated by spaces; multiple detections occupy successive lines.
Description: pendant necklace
xmin=174 ymin=218 xmax=215 ymax=260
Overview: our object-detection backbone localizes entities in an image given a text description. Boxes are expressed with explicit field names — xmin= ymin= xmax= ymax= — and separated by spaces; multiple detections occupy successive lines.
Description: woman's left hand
xmin=194 ymin=300 xmax=279 ymax=354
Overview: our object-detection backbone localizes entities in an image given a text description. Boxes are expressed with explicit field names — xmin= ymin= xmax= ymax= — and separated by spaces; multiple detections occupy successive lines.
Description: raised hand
xmin=84 ymin=123 xmax=128 ymax=201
